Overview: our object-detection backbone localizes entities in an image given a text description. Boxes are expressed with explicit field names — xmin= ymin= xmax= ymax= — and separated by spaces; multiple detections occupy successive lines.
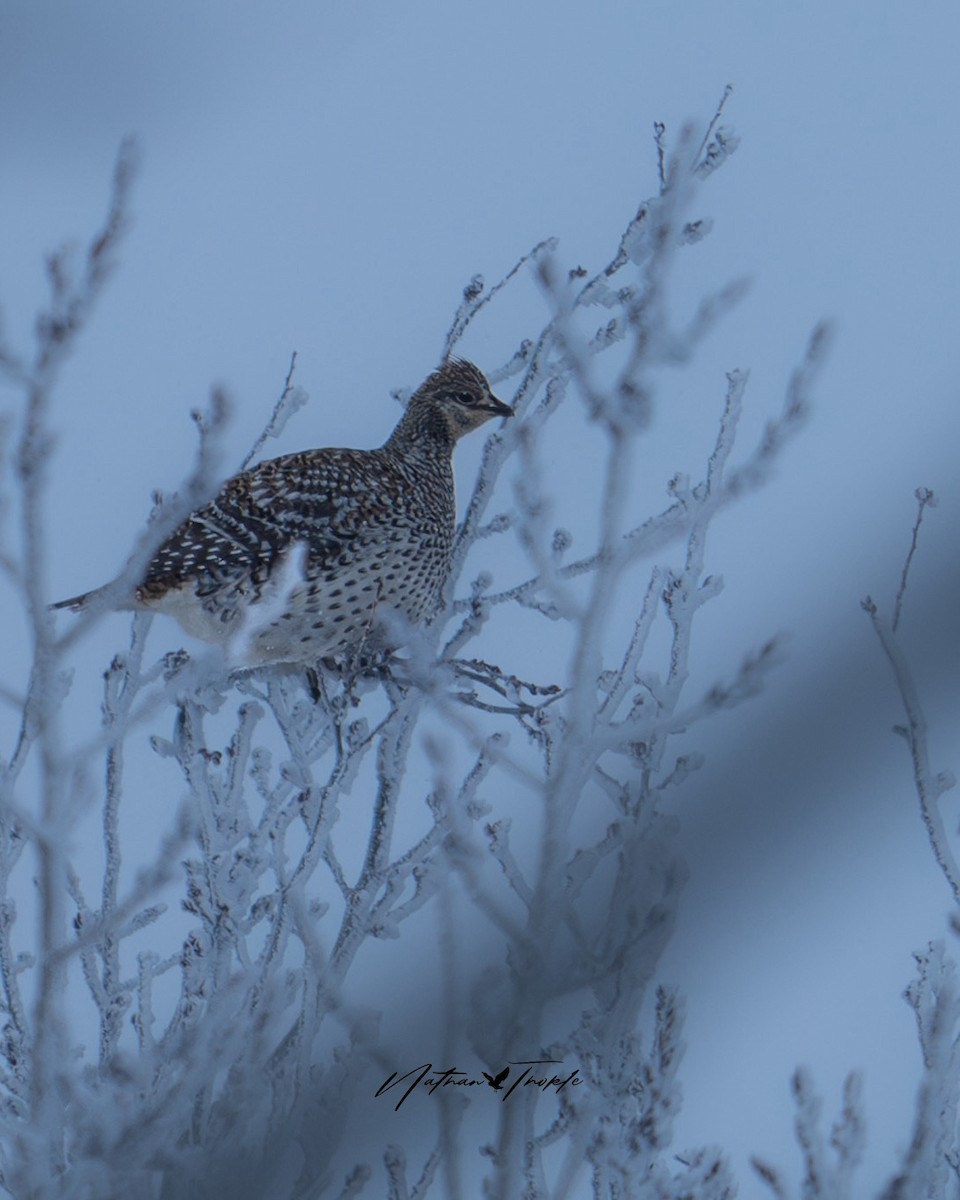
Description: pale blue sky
xmin=1 ymin=1 xmax=959 ymax=1193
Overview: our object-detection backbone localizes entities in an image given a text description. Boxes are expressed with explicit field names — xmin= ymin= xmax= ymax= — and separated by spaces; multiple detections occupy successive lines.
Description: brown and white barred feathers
xmin=54 ymin=360 xmax=512 ymax=666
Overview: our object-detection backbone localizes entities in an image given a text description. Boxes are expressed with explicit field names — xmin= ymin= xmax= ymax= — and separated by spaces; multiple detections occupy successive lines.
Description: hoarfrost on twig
xmin=0 ymin=99 xmax=835 ymax=1199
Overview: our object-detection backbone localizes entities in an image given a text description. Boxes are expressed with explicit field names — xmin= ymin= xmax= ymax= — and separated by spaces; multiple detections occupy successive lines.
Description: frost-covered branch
xmin=0 ymin=97 xmax=831 ymax=1199
xmin=757 ymin=491 xmax=960 ymax=1198
xmin=863 ymin=489 xmax=959 ymax=904
xmin=753 ymin=1071 xmax=866 ymax=1200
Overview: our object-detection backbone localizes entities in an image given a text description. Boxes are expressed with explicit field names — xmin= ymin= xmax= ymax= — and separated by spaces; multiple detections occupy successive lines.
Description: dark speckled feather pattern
xmin=84 ymin=359 xmax=512 ymax=666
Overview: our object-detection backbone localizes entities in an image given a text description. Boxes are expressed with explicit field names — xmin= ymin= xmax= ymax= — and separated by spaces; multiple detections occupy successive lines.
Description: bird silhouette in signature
xmin=483 ymin=1066 xmax=510 ymax=1091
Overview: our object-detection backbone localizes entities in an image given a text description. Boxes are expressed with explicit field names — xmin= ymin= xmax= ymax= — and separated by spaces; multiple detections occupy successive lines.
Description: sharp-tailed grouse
xmin=55 ymin=359 xmax=511 ymax=666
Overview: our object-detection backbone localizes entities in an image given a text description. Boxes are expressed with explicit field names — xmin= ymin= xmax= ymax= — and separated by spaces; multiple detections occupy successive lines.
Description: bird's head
xmin=410 ymin=359 xmax=513 ymax=442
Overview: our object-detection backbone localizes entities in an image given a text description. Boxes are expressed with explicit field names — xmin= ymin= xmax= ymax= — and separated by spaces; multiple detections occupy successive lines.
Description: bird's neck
xmin=384 ymin=402 xmax=456 ymax=456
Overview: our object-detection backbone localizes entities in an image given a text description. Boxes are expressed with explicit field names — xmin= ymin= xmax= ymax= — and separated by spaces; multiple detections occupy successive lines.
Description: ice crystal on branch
xmin=0 ymin=95 xmax=833 ymax=1199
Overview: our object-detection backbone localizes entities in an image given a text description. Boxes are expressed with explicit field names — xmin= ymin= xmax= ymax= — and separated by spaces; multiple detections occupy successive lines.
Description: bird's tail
xmin=50 ymin=591 xmax=92 ymax=612
xmin=50 ymin=581 xmax=132 ymax=613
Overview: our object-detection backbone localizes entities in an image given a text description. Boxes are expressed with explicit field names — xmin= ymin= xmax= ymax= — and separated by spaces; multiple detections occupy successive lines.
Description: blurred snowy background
xmin=1 ymin=1 xmax=959 ymax=1194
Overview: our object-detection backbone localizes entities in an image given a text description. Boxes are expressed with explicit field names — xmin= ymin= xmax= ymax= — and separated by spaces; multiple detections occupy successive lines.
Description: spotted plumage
xmin=55 ymin=360 xmax=511 ymax=665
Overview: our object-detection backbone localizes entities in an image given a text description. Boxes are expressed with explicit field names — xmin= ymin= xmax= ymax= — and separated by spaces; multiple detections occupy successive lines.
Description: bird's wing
xmin=138 ymin=449 xmax=396 ymax=600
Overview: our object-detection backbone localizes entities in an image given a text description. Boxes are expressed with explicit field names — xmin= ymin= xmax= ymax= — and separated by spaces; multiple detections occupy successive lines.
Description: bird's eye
xmin=456 ymin=391 xmax=478 ymax=406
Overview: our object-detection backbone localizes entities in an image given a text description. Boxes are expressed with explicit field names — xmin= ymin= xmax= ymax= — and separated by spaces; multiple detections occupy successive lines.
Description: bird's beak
xmin=486 ymin=393 xmax=513 ymax=419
